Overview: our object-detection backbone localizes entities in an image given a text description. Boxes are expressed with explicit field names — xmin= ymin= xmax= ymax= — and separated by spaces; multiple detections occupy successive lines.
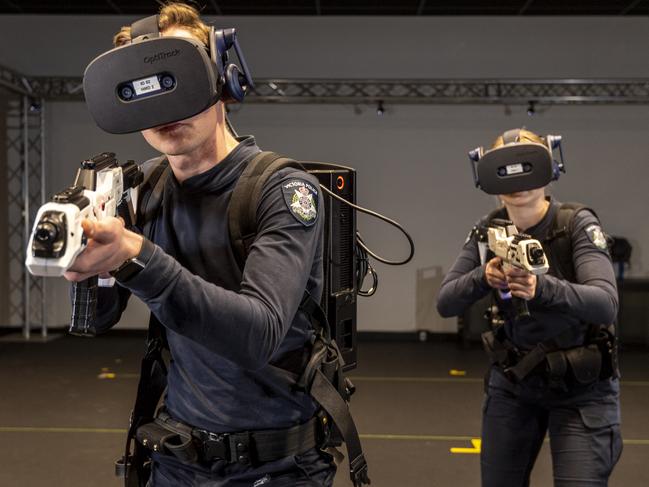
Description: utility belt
xmin=118 ymin=296 xmax=370 ymax=487
xmin=134 ymin=409 xmax=321 ymax=466
xmin=481 ymin=323 xmax=619 ymax=390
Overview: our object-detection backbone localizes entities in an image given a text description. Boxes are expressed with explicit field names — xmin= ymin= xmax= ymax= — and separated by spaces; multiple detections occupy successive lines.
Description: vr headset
xmin=83 ymin=15 xmax=253 ymax=134
xmin=468 ymin=129 xmax=566 ymax=195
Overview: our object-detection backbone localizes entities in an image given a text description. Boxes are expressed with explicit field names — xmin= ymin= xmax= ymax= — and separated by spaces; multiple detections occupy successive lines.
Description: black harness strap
xmin=311 ymin=370 xmax=370 ymax=487
xmin=117 ymin=329 xmax=167 ymax=486
xmin=228 ymin=151 xmax=302 ymax=269
xmin=136 ymin=157 xmax=170 ymax=238
xmin=543 ymin=202 xmax=592 ymax=283
xmin=545 ymin=350 xmax=569 ymax=390
xmin=503 ymin=327 xmax=574 ymax=382
xmin=118 ymin=158 xmax=170 ymax=487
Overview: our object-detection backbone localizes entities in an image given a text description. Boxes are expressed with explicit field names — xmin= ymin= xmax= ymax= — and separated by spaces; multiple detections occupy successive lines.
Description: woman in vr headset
xmin=437 ymin=129 xmax=621 ymax=487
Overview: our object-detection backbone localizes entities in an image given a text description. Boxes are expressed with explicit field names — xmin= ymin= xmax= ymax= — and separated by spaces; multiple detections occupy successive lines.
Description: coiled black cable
xmin=317 ymin=183 xmax=415 ymax=297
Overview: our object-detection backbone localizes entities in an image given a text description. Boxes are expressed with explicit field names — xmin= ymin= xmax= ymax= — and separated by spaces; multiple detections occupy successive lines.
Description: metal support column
xmin=22 ymin=96 xmax=29 ymax=338
xmin=6 ymin=97 xmax=24 ymax=330
xmin=39 ymin=97 xmax=46 ymax=339
xmin=5 ymin=94 xmax=45 ymax=338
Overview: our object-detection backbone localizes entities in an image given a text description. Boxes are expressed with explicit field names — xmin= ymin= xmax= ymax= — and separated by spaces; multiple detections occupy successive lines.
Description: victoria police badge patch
xmin=282 ymin=179 xmax=318 ymax=226
xmin=585 ymin=224 xmax=608 ymax=251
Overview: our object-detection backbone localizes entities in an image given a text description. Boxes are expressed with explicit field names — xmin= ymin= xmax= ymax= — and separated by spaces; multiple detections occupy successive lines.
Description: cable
xmin=316 ymin=177 xmax=414 ymax=298
xmin=297 ymin=160 xmax=415 ymax=297
xmin=317 ymin=184 xmax=415 ymax=266
xmin=356 ymin=242 xmax=378 ymax=297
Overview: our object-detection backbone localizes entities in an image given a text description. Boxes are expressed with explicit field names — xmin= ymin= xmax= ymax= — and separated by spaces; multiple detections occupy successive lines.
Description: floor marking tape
xmin=2 ymin=428 xmax=649 ymax=446
xmin=97 ymin=371 xmax=649 ymax=386
xmin=351 ymin=376 xmax=484 ymax=383
xmin=0 ymin=426 xmax=126 ymax=434
xmin=450 ymin=438 xmax=481 ymax=454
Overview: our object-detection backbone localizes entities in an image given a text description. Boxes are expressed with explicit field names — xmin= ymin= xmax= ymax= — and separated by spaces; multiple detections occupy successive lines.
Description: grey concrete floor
xmin=0 ymin=335 xmax=648 ymax=486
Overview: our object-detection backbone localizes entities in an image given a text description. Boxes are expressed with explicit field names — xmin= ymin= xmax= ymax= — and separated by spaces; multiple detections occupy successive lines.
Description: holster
xmin=481 ymin=329 xmax=509 ymax=366
xmin=116 ymin=335 xmax=168 ymax=487
xmin=565 ymin=344 xmax=602 ymax=385
xmin=592 ymin=324 xmax=621 ymax=380
xmin=135 ymin=412 xmax=198 ymax=464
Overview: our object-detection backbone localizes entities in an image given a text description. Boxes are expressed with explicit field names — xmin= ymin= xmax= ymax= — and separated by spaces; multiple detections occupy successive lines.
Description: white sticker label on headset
xmin=506 ymin=163 xmax=524 ymax=175
xmin=133 ymin=76 xmax=161 ymax=96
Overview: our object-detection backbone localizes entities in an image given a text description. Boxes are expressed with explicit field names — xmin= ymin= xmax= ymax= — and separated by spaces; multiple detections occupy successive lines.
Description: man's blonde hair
xmin=113 ymin=2 xmax=211 ymax=47
xmin=491 ymin=129 xmax=545 ymax=150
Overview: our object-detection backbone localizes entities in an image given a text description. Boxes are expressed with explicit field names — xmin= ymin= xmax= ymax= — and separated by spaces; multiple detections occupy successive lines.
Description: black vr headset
xmin=83 ymin=15 xmax=253 ymax=134
xmin=468 ymin=129 xmax=566 ymax=195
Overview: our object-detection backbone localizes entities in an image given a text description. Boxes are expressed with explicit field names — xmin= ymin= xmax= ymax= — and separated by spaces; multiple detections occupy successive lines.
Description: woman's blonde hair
xmin=113 ymin=2 xmax=211 ymax=47
xmin=491 ymin=128 xmax=545 ymax=150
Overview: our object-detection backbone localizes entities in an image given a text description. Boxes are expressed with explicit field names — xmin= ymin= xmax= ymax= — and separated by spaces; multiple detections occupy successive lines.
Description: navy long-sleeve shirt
xmin=437 ymin=199 xmax=618 ymax=350
xmin=92 ymin=137 xmax=325 ymax=433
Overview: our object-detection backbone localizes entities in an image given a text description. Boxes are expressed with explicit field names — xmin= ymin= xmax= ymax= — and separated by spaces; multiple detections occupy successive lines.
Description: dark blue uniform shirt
xmin=437 ymin=199 xmax=618 ymax=350
xmin=94 ymin=137 xmax=325 ymax=433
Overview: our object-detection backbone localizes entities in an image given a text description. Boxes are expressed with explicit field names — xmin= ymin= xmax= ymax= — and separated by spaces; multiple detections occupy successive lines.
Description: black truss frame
xmin=5 ymin=65 xmax=649 ymax=105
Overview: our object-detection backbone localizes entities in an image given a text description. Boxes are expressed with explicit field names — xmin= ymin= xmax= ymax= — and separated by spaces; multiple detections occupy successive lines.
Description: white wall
xmin=2 ymin=15 xmax=649 ymax=331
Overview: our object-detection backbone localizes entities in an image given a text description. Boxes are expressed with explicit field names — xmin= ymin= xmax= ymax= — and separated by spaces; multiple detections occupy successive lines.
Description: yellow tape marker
xmin=450 ymin=438 xmax=481 ymax=454
xmin=97 ymin=372 xmax=116 ymax=380
xmin=449 ymin=369 xmax=467 ymax=377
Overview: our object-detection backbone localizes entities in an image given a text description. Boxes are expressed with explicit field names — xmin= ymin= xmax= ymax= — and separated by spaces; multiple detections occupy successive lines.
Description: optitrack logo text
xmin=144 ymin=49 xmax=180 ymax=64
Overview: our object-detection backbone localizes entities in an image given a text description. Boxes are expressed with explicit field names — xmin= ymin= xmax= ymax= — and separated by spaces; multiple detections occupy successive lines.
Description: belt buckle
xmin=193 ymin=429 xmax=229 ymax=462
xmin=228 ymin=432 xmax=252 ymax=465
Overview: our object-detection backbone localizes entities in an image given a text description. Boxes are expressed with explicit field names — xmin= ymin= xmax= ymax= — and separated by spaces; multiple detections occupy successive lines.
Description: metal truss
xmin=249 ymin=78 xmax=649 ymax=104
xmin=26 ymin=77 xmax=84 ymax=101
xmin=4 ymin=91 xmax=46 ymax=338
xmin=5 ymin=64 xmax=649 ymax=104
xmin=0 ymin=65 xmax=84 ymax=100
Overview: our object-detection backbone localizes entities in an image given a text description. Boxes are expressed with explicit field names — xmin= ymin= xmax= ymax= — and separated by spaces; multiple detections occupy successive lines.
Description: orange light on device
xmin=336 ymin=176 xmax=345 ymax=190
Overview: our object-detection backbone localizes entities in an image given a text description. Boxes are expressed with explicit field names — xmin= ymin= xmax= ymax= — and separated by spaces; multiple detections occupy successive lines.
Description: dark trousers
xmin=481 ymin=367 xmax=622 ymax=487
xmin=146 ymin=447 xmax=336 ymax=487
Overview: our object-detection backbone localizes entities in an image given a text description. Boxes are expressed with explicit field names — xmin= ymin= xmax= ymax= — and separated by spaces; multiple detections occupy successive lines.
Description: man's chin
xmin=143 ymin=136 xmax=192 ymax=156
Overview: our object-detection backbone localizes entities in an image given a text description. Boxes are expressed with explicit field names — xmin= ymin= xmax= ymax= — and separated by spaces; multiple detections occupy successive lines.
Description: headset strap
xmin=130 ymin=15 xmax=160 ymax=39
xmin=502 ymin=129 xmax=521 ymax=144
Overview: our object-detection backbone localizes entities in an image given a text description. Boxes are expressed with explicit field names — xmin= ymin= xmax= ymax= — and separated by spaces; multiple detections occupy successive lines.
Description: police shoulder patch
xmin=282 ymin=179 xmax=318 ymax=226
xmin=585 ymin=224 xmax=608 ymax=251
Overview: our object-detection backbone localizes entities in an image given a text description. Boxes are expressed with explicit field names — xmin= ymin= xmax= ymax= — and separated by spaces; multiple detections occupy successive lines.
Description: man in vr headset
xmin=437 ymin=128 xmax=622 ymax=486
xmin=64 ymin=3 xmax=340 ymax=486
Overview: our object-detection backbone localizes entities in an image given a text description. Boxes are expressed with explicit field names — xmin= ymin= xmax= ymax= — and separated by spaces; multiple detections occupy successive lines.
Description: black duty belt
xmin=481 ymin=324 xmax=619 ymax=389
xmin=135 ymin=410 xmax=320 ymax=466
